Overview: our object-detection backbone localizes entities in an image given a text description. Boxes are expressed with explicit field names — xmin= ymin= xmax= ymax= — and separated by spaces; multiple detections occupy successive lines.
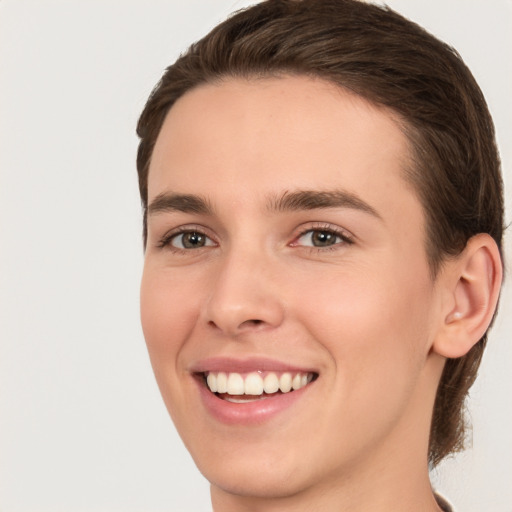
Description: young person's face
xmin=141 ymin=76 xmax=445 ymax=501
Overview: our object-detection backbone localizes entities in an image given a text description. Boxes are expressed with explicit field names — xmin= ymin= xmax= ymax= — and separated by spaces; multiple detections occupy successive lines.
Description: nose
xmin=203 ymin=247 xmax=285 ymax=336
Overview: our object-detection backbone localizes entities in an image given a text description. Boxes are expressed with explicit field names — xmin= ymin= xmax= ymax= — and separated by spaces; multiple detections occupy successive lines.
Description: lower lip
xmin=196 ymin=377 xmax=312 ymax=425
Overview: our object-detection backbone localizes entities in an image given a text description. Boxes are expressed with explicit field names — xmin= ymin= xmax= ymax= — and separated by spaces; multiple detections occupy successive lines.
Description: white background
xmin=0 ymin=1 xmax=510 ymax=511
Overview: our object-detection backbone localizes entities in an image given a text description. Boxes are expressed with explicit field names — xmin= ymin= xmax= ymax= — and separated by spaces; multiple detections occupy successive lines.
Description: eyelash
xmin=157 ymin=225 xmax=215 ymax=252
xmin=157 ymin=223 xmax=354 ymax=253
xmin=292 ymin=223 xmax=354 ymax=252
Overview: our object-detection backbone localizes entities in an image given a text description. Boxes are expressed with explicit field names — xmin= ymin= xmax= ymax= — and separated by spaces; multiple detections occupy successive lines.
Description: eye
xmin=294 ymin=227 xmax=353 ymax=248
xmin=167 ymin=230 xmax=216 ymax=250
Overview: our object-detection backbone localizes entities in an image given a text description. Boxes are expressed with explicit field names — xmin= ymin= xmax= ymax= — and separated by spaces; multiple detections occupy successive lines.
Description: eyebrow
xmin=147 ymin=193 xmax=213 ymax=216
xmin=267 ymin=189 xmax=382 ymax=219
xmin=147 ymin=189 xmax=382 ymax=220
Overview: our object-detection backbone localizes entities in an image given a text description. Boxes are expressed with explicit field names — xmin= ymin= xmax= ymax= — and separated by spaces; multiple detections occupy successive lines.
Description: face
xmin=141 ymin=76 xmax=444 ymax=501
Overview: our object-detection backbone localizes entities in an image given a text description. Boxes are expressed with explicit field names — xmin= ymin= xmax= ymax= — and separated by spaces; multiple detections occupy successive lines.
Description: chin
xmin=204 ymin=462 xmax=309 ymax=501
xmin=189 ymin=433 xmax=337 ymax=503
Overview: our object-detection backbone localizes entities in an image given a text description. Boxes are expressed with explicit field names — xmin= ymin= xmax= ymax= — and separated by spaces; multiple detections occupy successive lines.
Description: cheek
xmin=294 ymin=261 xmax=434 ymax=386
xmin=294 ymin=265 xmax=435 ymax=454
xmin=139 ymin=264 xmax=209 ymax=434
xmin=140 ymin=264 xmax=201 ymax=370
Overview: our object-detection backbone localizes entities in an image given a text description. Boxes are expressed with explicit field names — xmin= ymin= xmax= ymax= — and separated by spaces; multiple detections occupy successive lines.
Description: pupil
xmin=312 ymin=231 xmax=335 ymax=247
xmin=183 ymin=232 xmax=204 ymax=248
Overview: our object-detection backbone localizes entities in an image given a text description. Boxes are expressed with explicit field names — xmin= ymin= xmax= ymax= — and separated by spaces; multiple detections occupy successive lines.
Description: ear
xmin=433 ymin=234 xmax=503 ymax=359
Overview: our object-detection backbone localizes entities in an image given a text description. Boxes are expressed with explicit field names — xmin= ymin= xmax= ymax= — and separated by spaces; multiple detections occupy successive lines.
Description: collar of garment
xmin=435 ymin=493 xmax=453 ymax=512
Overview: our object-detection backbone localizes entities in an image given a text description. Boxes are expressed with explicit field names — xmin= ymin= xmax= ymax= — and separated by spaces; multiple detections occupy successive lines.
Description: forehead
xmin=148 ymin=75 xmax=420 ymax=222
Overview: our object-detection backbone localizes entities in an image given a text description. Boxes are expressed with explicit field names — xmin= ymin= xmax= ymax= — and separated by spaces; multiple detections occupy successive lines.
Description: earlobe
xmin=433 ymin=234 xmax=503 ymax=359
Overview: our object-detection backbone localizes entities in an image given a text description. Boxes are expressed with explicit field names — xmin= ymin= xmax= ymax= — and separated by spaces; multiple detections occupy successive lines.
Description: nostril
xmin=237 ymin=319 xmax=265 ymax=330
xmin=207 ymin=318 xmax=271 ymax=336
xmin=206 ymin=319 xmax=263 ymax=330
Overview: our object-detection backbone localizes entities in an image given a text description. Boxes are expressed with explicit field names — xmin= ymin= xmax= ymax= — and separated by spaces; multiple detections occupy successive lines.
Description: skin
xmin=140 ymin=76 xmax=481 ymax=511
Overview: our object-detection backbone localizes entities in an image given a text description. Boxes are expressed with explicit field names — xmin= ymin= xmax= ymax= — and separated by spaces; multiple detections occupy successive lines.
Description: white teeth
xmin=227 ymin=373 xmax=244 ymax=395
xmin=263 ymin=373 xmax=280 ymax=393
xmin=279 ymin=373 xmax=292 ymax=393
xmin=216 ymin=372 xmax=228 ymax=393
xmin=244 ymin=372 xmax=264 ymax=395
xmin=206 ymin=373 xmax=217 ymax=393
xmin=205 ymin=371 xmax=315 ymax=396
xmin=292 ymin=373 xmax=302 ymax=390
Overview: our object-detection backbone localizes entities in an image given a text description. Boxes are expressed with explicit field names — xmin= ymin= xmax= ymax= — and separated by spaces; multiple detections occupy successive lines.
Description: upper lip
xmin=189 ymin=356 xmax=318 ymax=375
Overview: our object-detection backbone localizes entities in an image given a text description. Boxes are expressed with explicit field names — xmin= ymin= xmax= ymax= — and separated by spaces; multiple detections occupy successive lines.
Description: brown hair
xmin=136 ymin=0 xmax=504 ymax=466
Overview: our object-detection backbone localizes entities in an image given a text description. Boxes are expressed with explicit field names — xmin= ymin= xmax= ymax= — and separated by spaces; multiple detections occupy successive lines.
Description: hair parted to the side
xmin=136 ymin=0 xmax=504 ymax=466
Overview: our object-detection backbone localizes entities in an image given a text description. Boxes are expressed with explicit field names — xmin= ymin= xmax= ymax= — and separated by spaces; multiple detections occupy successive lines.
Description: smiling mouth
xmin=201 ymin=371 xmax=318 ymax=403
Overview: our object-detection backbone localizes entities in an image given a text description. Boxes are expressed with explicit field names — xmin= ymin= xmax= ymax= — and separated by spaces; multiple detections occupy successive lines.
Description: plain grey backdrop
xmin=1 ymin=1 xmax=511 ymax=510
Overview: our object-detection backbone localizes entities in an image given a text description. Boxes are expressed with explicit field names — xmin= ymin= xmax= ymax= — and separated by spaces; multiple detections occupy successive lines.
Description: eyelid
xmin=157 ymin=224 xmax=218 ymax=250
xmin=289 ymin=222 xmax=355 ymax=248
xmin=154 ymin=221 xmax=354 ymax=251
